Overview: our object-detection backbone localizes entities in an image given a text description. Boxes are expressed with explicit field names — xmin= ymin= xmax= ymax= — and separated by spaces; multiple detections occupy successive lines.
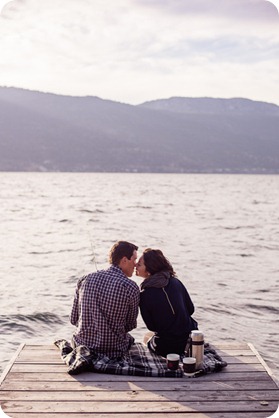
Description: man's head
xmin=109 ymin=241 xmax=138 ymax=277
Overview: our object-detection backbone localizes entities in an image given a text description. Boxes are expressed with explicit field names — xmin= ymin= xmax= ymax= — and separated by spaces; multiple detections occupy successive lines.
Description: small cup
xmin=167 ymin=353 xmax=180 ymax=371
xmin=183 ymin=357 xmax=196 ymax=374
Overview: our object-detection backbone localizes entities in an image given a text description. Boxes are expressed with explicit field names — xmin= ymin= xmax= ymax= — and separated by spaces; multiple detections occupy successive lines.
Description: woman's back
xmin=136 ymin=248 xmax=198 ymax=357
xmin=140 ymin=275 xmax=195 ymax=338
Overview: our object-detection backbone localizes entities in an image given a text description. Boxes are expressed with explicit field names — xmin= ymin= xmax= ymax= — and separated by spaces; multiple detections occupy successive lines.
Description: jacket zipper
xmin=162 ymin=288 xmax=175 ymax=315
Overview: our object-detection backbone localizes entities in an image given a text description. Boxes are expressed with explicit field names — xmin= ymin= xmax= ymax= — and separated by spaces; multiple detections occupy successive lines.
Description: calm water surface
xmin=0 ymin=173 xmax=278 ymax=379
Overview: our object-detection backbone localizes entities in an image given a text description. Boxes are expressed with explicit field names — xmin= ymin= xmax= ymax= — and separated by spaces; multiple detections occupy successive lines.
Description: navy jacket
xmin=140 ymin=276 xmax=197 ymax=356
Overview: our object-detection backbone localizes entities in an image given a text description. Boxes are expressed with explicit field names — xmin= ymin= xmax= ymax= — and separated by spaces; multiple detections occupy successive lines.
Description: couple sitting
xmin=68 ymin=240 xmax=198 ymax=360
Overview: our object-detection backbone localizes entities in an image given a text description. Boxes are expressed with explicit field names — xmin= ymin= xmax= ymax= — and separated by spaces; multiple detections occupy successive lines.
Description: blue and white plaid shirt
xmin=70 ymin=265 xmax=140 ymax=358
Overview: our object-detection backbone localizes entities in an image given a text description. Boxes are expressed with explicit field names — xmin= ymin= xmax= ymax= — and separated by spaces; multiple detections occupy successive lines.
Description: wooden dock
xmin=0 ymin=342 xmax=278 ymax=418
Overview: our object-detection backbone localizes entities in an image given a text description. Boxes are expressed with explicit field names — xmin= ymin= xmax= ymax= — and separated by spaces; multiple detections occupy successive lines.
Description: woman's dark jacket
xmin=140 ymin=271 xmax=198 ymax=357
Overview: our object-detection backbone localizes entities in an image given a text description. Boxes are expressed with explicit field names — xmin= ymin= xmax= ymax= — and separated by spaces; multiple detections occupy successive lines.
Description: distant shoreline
xmin=1 ymin=170 xmax=279 ymax=175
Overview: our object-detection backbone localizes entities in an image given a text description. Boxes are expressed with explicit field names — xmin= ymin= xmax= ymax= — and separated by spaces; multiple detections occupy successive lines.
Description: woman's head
xmin=136 ymin=248 xmax=175 ymax=278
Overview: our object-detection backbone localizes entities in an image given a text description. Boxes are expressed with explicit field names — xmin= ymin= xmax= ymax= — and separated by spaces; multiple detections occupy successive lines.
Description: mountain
xmin=0 ymin=87 xmax=278 ymax=173
xmin=140 ymin=96 xmax=279 ymax=115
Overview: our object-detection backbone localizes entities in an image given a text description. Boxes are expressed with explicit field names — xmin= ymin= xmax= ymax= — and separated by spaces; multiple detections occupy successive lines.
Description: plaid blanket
xmin=54 ymin=340 xmax=227 ymax=377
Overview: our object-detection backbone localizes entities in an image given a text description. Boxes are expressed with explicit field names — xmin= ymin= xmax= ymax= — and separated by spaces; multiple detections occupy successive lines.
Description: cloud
xmin=0 ymin=0 xmax=278 ymax=105
xmin=265 ymin=0 xmax=279 ymax=13
xmin=135 ymin=0 xmax=279 ymax=22
xmin=0 ymin=0 xmax=10 ymax=13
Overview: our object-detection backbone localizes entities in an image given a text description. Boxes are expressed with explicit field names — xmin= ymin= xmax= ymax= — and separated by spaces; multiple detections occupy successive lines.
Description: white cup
xmin=183 ymin=357 xmax=196 ymax=374
xmin=166 ymin=353 xmax=180 ymax=370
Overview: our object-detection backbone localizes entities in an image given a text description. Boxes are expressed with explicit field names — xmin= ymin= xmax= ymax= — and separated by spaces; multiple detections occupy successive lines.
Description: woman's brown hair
xmin=143 ymin=248 xmax=176 ymax=276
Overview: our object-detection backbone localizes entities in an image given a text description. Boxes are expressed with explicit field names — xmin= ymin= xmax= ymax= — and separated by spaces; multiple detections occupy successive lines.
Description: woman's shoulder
xmin=141 ymin=286 xmax=162 ymax=294
xmin=168 ymin=275 xmax=184 ymax=286
xmin=167 ymin=276 xmax=188 ymax=292
xmin=140 ymin=286 xmax=164 ymax=301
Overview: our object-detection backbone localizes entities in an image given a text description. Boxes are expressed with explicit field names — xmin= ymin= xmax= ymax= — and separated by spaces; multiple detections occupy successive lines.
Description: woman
xmin=136 ymin=248 xmax=198 ymax=357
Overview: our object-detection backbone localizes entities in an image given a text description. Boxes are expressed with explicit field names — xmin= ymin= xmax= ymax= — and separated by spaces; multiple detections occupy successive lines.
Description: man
xmin=70 ymin=241 xmax=139 ymax=358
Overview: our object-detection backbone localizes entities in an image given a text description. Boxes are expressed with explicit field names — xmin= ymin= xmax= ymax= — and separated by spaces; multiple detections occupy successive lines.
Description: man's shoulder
xmin=75 ymin=268 xmax=107 ymax=287
xmin=124 ymin=277 xmax=140 ymax=293
xmin=106 ymin=266 xmax=140 ymax=296
xmin=81 ymin=268 xmax=110 ymax=285
xmin=110 ymin=266 xmax=139 ymax=291
xmin=84 ymin=267 xmax=138 ymax=287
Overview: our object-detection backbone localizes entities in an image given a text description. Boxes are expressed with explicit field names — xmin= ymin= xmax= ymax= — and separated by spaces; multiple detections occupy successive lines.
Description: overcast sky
xmin=0 ymin=0 xmax=278 ymax=105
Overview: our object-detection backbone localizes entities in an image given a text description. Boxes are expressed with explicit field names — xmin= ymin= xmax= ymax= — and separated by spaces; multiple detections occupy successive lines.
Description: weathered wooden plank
xmin=15 ymin=353 xmax=261 ymax=365
xmin=1 ymin=399 xmax=277 ymax=414
xmin=2 ymin=379 xmax=277 ymax=392
xmin=0 ymin=414 xmax=209 ymax=418
xmin=18 ymin=346 xmax=258 ymax=357
xmin=210 ymin=343 xmax=250 ymax=349
xmin=7 ymin=413 xmax=273 ymax=418
xmin=214 ymin=350 xmax=258 ymax=356
xmin=9 ymin=362 xmax=265 ymax=373
xmin=0 ymin=344 xmax=25 ymax=386
xmin=248 ymin=342 xmax=279 ymax=387
xmin=22 ymin=342 xmax=253 ymax=351
xmin=19 ymin=348 xmax=258 ymax=358
xmin=0 ymin=389 xmax=278 ymax=402
xmin=3 ymin=370 xmax=272 ymax=382
xmin=1 ymin=342 xmax=278 ymax=418
xmin=207 ymin=356 xmax=259 ymax=365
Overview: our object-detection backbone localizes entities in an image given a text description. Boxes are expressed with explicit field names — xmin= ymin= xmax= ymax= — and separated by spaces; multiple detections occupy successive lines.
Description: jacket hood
xmin=140 ymin=271 xmax=171 ymax=290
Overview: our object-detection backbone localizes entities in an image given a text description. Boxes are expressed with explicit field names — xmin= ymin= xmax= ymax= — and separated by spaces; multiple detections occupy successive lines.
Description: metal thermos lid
xmin=191 ymin=330 xmax=204 ymax=341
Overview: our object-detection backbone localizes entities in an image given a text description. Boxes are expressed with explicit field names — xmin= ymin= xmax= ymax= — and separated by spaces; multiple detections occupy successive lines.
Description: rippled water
xmin=0 ymin=172 xmax=278 ymax=379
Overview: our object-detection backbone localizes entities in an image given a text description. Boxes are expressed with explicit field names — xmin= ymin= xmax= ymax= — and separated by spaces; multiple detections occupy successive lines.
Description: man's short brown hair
xmin=109 ymin=241 xmax=138 ymax=266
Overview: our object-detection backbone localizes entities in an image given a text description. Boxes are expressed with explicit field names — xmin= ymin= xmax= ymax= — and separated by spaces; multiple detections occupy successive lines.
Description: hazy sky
xmin=0 ymin=0 xmax=278 ymax=105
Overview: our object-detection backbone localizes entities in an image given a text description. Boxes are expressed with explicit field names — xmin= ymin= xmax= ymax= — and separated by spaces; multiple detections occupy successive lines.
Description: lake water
xmin=0 ymin=172 xmax=278 ymax=380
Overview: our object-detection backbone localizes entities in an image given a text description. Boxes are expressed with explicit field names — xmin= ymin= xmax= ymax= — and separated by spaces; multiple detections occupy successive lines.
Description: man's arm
xmin=70 ymin=276 xmax=86 ymax=326
xmin=125 ymin=287 xmax=140 ymax=332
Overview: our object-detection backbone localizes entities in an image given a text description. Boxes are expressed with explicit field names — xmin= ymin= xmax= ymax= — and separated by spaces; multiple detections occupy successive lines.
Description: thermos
xmin=190 ymin=330 xmax=204 ymax=370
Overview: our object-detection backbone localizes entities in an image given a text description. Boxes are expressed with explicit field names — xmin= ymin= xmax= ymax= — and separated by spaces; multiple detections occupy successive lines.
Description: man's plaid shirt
xmin=70 ymin=265 xmax=140 ymax=358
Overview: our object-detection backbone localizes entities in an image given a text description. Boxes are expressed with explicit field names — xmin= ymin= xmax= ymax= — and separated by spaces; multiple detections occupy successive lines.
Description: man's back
xmin=70 ymin=265 xmax=140 ymax=357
